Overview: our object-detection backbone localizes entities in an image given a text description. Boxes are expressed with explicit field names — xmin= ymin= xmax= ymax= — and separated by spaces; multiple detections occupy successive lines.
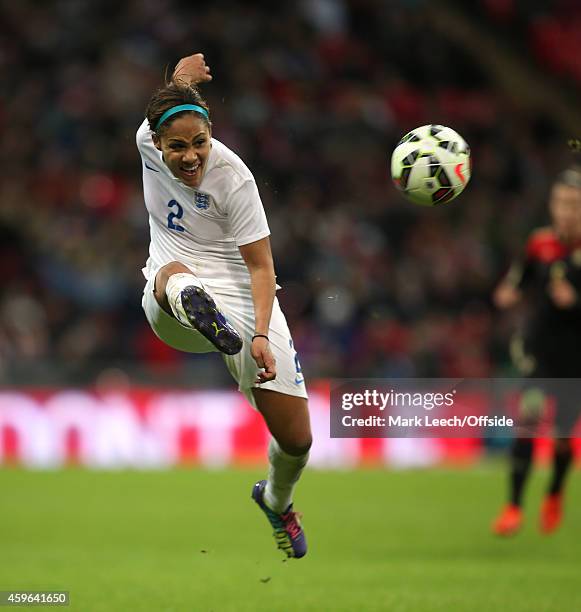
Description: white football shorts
xmin=141 ymin=273 xmax=308 ymax=408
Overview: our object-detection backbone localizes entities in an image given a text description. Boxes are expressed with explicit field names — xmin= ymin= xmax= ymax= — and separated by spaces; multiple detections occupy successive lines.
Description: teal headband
xmin=155 ymin=104 xmax=210 ymax=131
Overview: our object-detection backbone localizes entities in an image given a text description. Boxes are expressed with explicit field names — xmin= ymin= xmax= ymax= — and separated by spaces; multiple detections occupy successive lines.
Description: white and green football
xmin=391 ymin=124 xmax=471 ymax=206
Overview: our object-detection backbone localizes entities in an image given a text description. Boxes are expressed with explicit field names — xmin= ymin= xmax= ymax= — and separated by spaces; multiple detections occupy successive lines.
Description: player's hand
xmin=549 ymin=278 xmax=577 ymax=309
xmin=493 ymin=282 xmax=521 ymax=309
xmin=173 ymin=53 xmax=212 ymax=85
xmin=251 ymin=337 xmax=276 ymax=384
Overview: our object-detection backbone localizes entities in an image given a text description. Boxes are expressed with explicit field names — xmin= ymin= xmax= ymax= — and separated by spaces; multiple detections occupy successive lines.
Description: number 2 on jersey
xmin=167 ymin=199 xmax=185 ymax=232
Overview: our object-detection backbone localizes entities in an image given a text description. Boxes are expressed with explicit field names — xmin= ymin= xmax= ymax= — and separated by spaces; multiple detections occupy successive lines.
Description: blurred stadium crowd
xmin=468 ymin=0 xmax=581 ymax=84
xmin=0 ymin=0 xmax=578 ymax=385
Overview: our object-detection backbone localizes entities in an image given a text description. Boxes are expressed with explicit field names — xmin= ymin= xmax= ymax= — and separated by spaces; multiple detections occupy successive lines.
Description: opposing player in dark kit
xmin=492 ymin=167 xmax=581 ymax=536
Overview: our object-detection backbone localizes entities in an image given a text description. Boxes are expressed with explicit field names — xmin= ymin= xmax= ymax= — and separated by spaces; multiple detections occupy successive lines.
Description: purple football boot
xmin=180 ymin=286 xmax=242 ymax=355
xmin=251 ymin=480 xmax=307 ymax=559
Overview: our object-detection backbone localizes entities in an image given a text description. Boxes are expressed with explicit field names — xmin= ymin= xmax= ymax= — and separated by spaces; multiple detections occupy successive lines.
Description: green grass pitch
xmin=0 ymin=466 xmax=579 ymax=611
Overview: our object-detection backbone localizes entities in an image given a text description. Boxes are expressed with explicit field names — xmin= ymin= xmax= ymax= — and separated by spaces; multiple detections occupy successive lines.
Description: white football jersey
xmin=136 ymin=119 xmax=270 ymax=286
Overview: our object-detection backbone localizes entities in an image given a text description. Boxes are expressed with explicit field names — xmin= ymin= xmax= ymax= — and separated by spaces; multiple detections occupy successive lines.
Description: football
xmin=391 ymin=124 xmax=471 ymax=206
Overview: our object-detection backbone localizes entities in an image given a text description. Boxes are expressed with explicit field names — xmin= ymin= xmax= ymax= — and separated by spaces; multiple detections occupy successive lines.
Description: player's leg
xmin=216 ymin=290 xmax=310 ymax=557
xmin=509 ymin=437 xmax=535 ymax=508
xmin=540 ymin=438 xmax=572 ymax=534
xmin=251 ymin=389 xmax=311 ymax=558
xmin=253 ymin=389 xmax=311 ymax=511
xmin=153 ymin=262 xmax=242 ymax=355
xmin=492 ymin=437 xmax=532 ymax=536
xmin=548 ymin=438 xmax=573 ymax=496
xmin=539 ymin=378 xmax=577 ymax=533
xmin=493 ymin=376 xmax=545 ymax=537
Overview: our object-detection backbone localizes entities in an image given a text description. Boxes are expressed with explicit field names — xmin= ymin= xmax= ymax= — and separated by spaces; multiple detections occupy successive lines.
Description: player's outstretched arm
xmin=239 ymin=237 xmax=277 ymax=384
xmin=172 ymin=53 xmax=212 ymax=85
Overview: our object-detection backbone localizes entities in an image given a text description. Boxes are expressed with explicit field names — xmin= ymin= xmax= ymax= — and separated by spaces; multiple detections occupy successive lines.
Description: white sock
xmin=264 ymin=438 xmax=309 ymax=513
xmin=165 ymin=272 xmax=203 ymax=327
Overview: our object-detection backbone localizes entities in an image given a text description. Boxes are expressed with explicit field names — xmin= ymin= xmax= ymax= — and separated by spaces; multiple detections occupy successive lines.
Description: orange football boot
xmin=492 ymin=504 xmax=523 ymax=536
xmin=540 ymin=494 xmax=563 ymax=534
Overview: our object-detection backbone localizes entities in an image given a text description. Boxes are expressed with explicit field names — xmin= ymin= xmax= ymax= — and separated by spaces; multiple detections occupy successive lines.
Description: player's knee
xmin=154 ymin=261 xmax=193 ymax=305
xmin=279 ymin=434 xmax=312 ymax=457
xmin=156 ymin=261 xmax=190 ymax=290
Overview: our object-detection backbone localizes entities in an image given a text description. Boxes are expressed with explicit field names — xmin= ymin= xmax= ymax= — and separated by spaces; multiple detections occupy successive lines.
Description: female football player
xmin=137 ymin=54 xmax=311 ymax=558
xmin=492 ymin=166 xmax=581 ymax=536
